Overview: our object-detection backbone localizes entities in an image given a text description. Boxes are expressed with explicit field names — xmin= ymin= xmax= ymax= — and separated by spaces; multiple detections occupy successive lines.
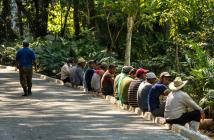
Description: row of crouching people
xmin=61 ymin=58 xmax=205 ymax=133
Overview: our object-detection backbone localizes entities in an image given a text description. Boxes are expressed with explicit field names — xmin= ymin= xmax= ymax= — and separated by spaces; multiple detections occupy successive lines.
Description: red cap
xmin=136 ymin=68 xmax=149 ymax=76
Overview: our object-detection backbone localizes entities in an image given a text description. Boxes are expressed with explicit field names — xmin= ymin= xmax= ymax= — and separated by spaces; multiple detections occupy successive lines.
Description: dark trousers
xmin=19 ymin=67 xmax=33 ymax=90
xmin=166 ymin=110 xmax=201 ymax=126
xmin=151 ymin=103 xmax=165 ymax=117
xmin=62 ymin=77 xmax=71 ymax=83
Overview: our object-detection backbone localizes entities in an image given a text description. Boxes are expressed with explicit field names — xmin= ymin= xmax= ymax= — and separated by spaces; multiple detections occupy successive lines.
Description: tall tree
xmin=73 ymin=0 xmax=80 ymax=38
xmin=0 ymin=0 xmax=17 ymax=40
xmin=60 ymin=1 xmax=72 ymax=37
xmin=86 ymin=0 xmax=96 ymax=31
xmin=15 ymin=0 xmax=51 ymax=38
xmin=124 ymin=15 xmax=135 ymax=65
xmin=122 ymin=0 xmax=139 ymax=66
xmin=17 ymin=5 xmax=23 ymax=37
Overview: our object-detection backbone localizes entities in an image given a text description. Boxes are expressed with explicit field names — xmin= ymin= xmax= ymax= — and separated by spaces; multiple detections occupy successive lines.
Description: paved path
xmin=0 ymin=69 xmax=187 ymax=140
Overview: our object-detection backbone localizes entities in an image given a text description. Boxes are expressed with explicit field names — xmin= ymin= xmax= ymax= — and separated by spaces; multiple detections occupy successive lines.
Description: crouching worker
xmin=164 ymin=77 xmax=205 ymax=132
xmin=61 ymin=58 xmax=74 ymax=83
xmin=148 ymin=72 xmax=171 ymax=117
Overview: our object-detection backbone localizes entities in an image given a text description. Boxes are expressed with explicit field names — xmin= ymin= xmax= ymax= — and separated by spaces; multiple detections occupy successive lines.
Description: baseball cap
xmin=136 ymin=68 xmax=149 ymax=75
xmin=160 ymin=72 xmax=171 ymax=78
xmin=146 ymin=72 xmax=157 ymax=79
xmin=121 ymin=66 xmax=133 ymax=74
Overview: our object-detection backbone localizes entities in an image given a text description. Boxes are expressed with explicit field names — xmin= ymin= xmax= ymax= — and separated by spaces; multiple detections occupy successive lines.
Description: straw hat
xmin=169 ymin=77 xmax=188 ymax=91
xmin=77 ymin=57 xmax=86 ymax=63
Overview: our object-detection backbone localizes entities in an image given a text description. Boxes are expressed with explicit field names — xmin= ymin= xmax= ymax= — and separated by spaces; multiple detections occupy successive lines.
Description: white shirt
xmin=60 ymin=63 xmax=72 ymax=80
xmin=91 ymin=73 xmax=101 ymax=91
xmin=164 ymin=90 xmax=202 ymax=120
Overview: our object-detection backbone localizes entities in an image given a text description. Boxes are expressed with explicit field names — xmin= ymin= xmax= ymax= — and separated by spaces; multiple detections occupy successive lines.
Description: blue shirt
xmin=16 ymin=47 xmax=36 ymax=68
xmin=148 ymin=83 xmax=167 ymax=111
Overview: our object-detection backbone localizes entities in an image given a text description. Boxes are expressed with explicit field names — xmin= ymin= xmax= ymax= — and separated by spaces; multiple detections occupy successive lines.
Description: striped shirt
xmin=128 ymin=78 xmax=143 ymax=107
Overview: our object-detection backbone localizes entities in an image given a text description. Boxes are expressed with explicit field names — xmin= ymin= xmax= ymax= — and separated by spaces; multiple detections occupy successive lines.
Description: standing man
xmin=16 ymin=40 xmax=36 ymax=96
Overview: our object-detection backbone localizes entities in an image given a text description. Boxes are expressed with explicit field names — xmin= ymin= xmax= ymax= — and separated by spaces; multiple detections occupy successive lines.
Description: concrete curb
xmin=0 ymin=65 xmax=212 ymax=140
xmin=171 ymin=125 xmax=211 ymax=140
xmin=0 ymin=65 xmax=17 ymax=71
xmin=34 ymin=73 xmax=64 ymax=85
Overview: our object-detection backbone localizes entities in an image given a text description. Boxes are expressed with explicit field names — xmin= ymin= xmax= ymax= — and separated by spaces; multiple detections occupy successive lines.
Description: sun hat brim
xmin=169 ymin=80 xmax=188 ymax=91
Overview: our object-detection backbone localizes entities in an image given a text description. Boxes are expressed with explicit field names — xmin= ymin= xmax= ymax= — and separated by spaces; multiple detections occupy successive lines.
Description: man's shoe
xmin=28 ymin=88 xmax=32 ymax=96
xmin=22 ymin=88 xmax=28 ymax=96
xmin=28 ymin=91 xmax=32 ymax=96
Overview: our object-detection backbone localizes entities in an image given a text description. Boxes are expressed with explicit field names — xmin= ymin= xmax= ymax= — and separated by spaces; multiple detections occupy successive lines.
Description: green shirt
xmin=117 ymin=73 xmax=127 ymax=98
xmin=119 ymin=76 xmax=133 ymax=104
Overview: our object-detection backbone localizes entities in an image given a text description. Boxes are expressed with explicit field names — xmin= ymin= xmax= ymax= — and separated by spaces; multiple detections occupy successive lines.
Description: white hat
xmin=169 ymin=77 xmax=188 ymax=91
xmin=146 ymin=72 xmax=157 ymax=79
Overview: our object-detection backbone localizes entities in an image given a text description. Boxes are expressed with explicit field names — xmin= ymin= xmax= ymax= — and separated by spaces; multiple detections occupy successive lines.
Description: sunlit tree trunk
xmin=60 ymin=2 xmax=71 ymax=37
xmin=124 ymin=15 xmax=134 ymax=66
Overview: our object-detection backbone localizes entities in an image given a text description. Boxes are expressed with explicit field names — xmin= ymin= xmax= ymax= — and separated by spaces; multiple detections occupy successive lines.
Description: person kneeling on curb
xmin=164 ymin=77 xmax=205 ymax=132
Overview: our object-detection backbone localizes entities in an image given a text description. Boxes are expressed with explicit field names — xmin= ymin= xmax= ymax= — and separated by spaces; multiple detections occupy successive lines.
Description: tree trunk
xmin=0 ymin=0 xmax=17 ymax=40
xmin=73 ymin=0 xmax=80 ymax=38
xmin=124 ymin=15 xmax=134 ymax=66
xmin=175 ymin=44 xmax=180 ymax=73
xmin=15 ymin=0 xmax=50 ymax=38
xmin=36 ymin=0 xmax=49 ymax=37
xmin=17 ymin=4 xmax=23 ymax=37
xmin=60 ymin=3 xmax=71 ymax=37
xmin=106 ymin=12 xmax=114 ymax=52
xmin=86 ymin=0 xmax=96 ymax=30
